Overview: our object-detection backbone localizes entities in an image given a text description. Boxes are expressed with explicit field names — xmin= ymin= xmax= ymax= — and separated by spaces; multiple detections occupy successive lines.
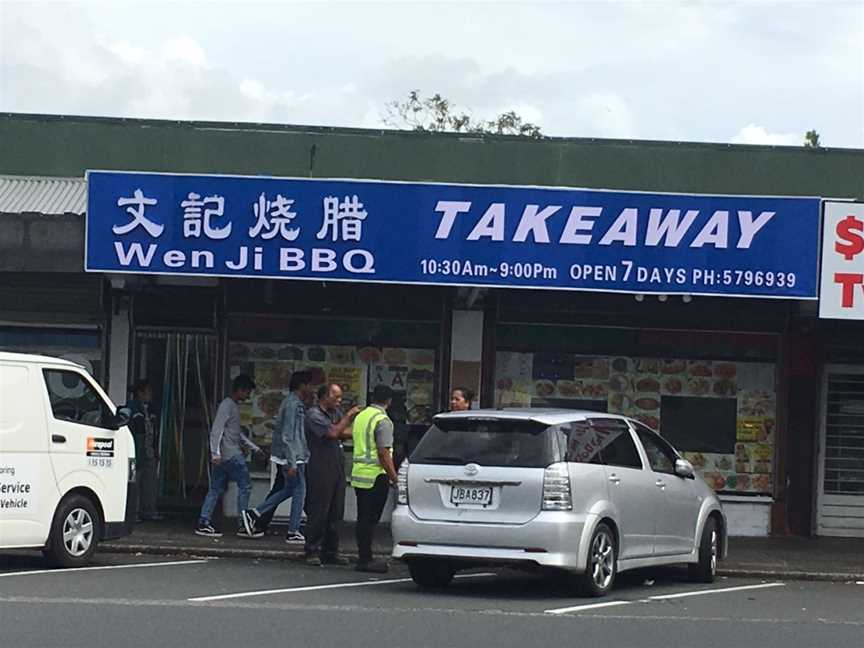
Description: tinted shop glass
xmin=412 ymin=420 xmax=559 ymax=468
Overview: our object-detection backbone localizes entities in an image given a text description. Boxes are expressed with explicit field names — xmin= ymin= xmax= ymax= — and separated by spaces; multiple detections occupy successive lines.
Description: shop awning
xmin=0 ymin=175 xmax=85 ymax=215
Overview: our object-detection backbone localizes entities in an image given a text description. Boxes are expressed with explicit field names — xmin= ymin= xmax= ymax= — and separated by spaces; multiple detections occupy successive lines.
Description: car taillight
xmin=542 ymin=462 xmax=572 ymax=511
xmin=397 ymin=460 xmax=409 ymax=505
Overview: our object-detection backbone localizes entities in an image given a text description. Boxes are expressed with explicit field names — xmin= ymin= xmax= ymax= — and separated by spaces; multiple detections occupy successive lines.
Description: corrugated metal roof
xmin=0 ymin=175 xmax=86 ymax=215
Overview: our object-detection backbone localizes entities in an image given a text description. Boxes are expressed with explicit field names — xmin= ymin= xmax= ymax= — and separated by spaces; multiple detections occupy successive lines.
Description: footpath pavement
xmin=101 ymin=517 xmax=864 ymax=582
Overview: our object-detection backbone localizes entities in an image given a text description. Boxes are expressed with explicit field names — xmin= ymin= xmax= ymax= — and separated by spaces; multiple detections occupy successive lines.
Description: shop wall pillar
xmin=107 ymin=296 xmax=131 ymax=406
xmin=450 ymin=310 xmax=484 ymax=406
xmin=784 ymin=331 xmax=820 ymax=536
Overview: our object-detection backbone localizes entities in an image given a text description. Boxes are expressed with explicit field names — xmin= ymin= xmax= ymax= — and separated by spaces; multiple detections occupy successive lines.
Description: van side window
xmin=42 ymin=370 xmax=113 ymax=429
xmin=588 ymin=418 xmax=643 ymax=470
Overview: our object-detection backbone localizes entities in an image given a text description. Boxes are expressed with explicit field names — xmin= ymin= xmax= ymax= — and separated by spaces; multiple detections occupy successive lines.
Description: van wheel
xmin=579 ymin=522 xmax=616 ymax=597
xmin=45 ymin=495 xmax=100 ymax=567
xmin=408 ymin=560 xmax=455 ymax=589
xmin=689 ymin=518 xmax=719 ymax=583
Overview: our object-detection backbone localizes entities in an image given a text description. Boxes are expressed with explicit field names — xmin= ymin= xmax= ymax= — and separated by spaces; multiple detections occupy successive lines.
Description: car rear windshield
xmin=410 ymin=418 xmax=561 ymax=468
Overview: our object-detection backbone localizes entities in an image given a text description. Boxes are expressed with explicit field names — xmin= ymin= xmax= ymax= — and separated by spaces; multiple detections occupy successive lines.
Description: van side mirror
xmin=110 ymin=408 xmax=131 ymax=430
xmin=674 ymin=458 xmax=695 ymax=479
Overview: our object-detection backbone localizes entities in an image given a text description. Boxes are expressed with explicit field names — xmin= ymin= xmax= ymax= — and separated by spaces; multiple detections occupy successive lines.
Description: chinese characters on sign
xmin=820 ymin=202 xmax=864 ymax=319
xmin=87 ymin=171 xmax=822 ymax=298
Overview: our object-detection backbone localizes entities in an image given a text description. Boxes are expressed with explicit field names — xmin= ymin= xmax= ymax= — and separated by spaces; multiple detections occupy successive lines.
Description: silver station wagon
xmin=392 ymin=409 xmax=727 ymax=596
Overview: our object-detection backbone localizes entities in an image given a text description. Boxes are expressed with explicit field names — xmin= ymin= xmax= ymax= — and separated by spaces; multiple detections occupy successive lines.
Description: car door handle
xmin=608 ymin=474 xmax=621 ymax=485
xmin=52 ymin=434 xmax=66 ymax=444
xmin=655 ymin=479 xmax=666 ymax=489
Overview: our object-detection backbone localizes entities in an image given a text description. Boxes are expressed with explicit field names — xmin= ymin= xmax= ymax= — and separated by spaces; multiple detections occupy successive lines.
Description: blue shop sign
xmin=85 ymin=171 xmax=821 ymax=298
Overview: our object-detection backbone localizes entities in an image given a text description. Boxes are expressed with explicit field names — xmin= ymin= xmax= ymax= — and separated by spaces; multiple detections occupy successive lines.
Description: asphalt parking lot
xmin=1 ymin=552 xmax=862 ymax=648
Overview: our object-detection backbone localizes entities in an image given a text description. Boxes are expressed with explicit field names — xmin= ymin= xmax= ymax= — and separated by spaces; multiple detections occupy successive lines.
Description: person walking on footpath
xmin=351 ymin=384 xmax=398 ymax=573
xmin=303 ymin=383 xmax=361 ymax=567
xmin=195 ymin=374 xmax=261 ymax=537
xmin=125 ymin=379 xmax=162 ymax=522
xmin=241 ymin=371 xmax=312 ymax=543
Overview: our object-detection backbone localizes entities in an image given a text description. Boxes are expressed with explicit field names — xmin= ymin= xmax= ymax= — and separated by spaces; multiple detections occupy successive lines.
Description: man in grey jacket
xmin=196 ymin=374 xmax=261 ymax=537
xmin=241 ymin=371 xmax=312 ymax=543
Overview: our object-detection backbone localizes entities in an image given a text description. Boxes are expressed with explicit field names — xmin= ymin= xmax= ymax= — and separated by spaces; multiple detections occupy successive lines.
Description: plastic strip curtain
xmin=149 ymin=332 xmax=214 ymax=499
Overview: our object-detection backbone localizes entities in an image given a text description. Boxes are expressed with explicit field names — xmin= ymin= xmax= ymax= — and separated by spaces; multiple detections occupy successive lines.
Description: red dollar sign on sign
xmin=835 ymin=215 xmax=864 ymax=261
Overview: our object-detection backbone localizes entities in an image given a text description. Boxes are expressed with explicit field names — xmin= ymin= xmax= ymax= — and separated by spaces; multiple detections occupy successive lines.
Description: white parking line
xmin=190 ymin=577 xmax=414 ymax=602
xmin=545 ymin=582 xmax=785 ymax=615
xmin=189 ymin=572 xmax=496 ymax=602
xmin=545 ymin=600 xmax=632 ymax=615
xmin=0 ymin=559 xmax=209 ymax=578
xmin=646 ymin=582 xmax=785 ymax=601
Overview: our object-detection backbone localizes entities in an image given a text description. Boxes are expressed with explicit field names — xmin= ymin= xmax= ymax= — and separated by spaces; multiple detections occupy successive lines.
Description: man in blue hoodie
xmin=241 ymin=370 xmax=312 ymax=543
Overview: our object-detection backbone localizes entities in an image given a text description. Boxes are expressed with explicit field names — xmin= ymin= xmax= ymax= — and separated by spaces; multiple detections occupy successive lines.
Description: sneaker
xmin=236 ymin=528 xmax=265 ymax=539
xmin=194 ymin=523 xmax=222 ymax=538
xmin=285 ymin=531 xmax=306 ymax=544
xmin=322 ymin=554 xmax=350 ymax=566
xmin=305 ymin=555 xmax=322 ymax=567
xmin=241 ymin=509 xmax=260 ymax=536
xmin=355 ymin=560 xmax=389 ymax=574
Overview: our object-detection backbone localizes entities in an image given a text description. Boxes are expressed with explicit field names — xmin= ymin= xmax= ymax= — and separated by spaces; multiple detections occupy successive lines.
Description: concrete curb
xmin=717 ymin=567 xmax=864 ymax=582
xmin=100 ymin=543 xmax=383 ymax=562
xmin=101 ymin=543 xmax=864 ymax=582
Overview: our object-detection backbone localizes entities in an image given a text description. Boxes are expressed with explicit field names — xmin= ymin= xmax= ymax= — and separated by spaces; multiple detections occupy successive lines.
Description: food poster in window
xmin=370 ymin=348 xmax=435 ymax=425
xmin=229 ymin=342 xmax=363 ymax=448
xmin=494 ymin=351 xmax=777 ymax=495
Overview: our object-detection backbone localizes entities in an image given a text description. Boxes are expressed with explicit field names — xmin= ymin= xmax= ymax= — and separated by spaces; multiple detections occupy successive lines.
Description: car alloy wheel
xmin=63 ymin=507 xmax=94 ymax=557
xmin=590 ymin=528 xmax=615 ymax=591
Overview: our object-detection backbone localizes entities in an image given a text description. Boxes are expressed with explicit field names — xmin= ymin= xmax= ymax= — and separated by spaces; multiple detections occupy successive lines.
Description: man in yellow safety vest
xmin=351 ymin=384 xmax=398 ymax=573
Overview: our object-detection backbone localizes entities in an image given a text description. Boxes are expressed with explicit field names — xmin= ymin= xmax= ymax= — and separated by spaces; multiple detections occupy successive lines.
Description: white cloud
xmin=108 ymin=41 xmax=147 ymax=66
xmin=731 ymin=125 xmax=803 ymax=146
xmin=574 ymin=94 xmax=637 ymax=139
xmin=160 ymin=37 xmax=207 ymax=67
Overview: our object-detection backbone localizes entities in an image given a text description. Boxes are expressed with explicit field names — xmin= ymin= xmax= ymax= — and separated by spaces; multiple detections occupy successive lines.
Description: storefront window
xmin=228 ymin=341 xmax=437 ymax=454
xmin=495 ymin=350 xmax=776 ymax=495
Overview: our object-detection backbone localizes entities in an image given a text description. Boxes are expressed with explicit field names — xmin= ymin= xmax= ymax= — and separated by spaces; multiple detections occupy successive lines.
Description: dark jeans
xmin=304 ymin=461 xmax=346 ymax=559
xmin=354 ymin=474 xmax=391 ymax=565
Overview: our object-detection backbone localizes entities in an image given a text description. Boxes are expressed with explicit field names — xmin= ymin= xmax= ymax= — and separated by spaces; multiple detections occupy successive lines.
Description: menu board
xmin=229 ymin=342 xmax=435 ymax=448
xmin=495 ymin=351 xmax=776 ymax=495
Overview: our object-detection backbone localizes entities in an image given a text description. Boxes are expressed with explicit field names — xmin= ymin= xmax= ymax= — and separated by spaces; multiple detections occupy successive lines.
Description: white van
xmin=0 ymin=352 xmax=136 ymax=566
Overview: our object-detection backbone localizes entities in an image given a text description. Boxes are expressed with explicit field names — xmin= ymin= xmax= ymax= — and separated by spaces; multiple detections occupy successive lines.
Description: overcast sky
xmin=1 ymin=0 xmax=862 ymax=147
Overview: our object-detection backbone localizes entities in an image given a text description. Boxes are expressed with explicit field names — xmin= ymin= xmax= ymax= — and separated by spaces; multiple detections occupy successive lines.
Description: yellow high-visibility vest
xmin=351 ymin=406 xmax=390 ymax=489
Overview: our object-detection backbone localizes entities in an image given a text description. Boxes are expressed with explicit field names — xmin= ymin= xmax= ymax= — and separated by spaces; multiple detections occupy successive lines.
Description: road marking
xmin=190 ymin=577 xmax=414 ymax=602
xmin=544 ymin=582 xmax=785 ymax=615
xmin=646 ymin=582 xmax=785 ymax=601
xmin=0 ymin=559 xmax=209 ymax=578
xmin=545 ymin=600 xmax=632 ymax=615
xmin=189 ymin=572 xmax=496 ymax=602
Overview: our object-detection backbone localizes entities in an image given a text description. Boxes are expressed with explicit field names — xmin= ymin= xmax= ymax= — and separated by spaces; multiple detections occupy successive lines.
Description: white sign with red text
xmin=820 ymin=201 xmax=864 ymax=319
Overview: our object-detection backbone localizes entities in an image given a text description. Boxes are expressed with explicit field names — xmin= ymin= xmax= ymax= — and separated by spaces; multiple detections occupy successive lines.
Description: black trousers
xmin=304 ymin=460 xmax=346 ymax=559
xmin=354 ymin=474 xmax=391 ymax=564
